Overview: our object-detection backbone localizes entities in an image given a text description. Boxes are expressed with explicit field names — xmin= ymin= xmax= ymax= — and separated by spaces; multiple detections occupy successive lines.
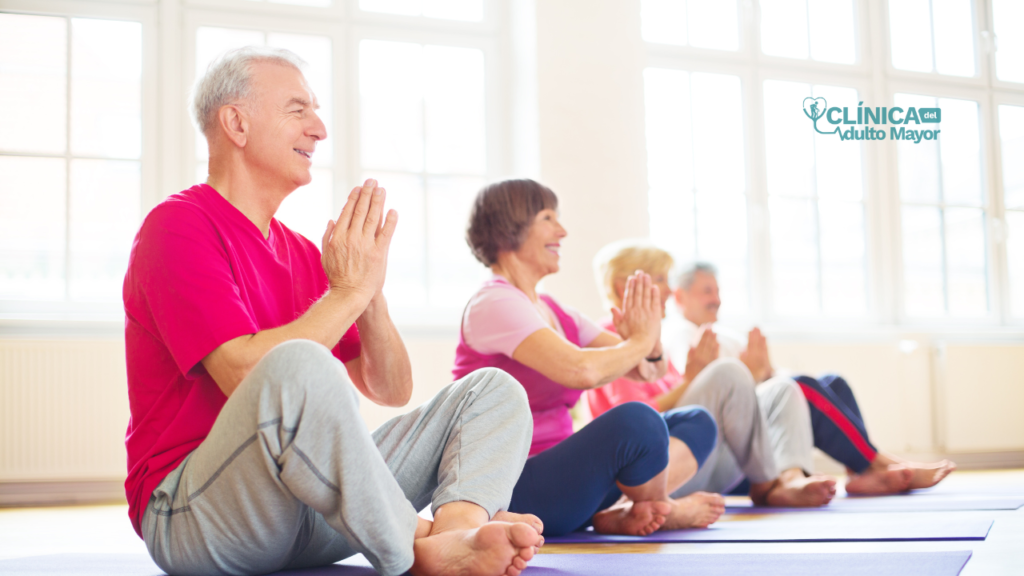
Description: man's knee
xmin=458 ymin=367 xmax=530 ymax=420
xmin=249 ymin=339 xmax=352 ymax=402
xmin=701 ymin=358 xmax=756 ymax=391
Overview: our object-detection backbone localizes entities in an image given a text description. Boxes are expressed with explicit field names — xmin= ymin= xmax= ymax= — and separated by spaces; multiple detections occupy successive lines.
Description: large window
xmin=643 ymin=0 xmax=1024 ymax=326
xmin=0 ymin=12 xmax=142 ymax=314
xmin=1 ymin=0 xmax=503 ymax=326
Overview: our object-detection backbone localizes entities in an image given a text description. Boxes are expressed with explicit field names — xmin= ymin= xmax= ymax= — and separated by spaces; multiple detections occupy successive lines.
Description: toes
xmin=513 ymin=556 xmax=527 ymax=571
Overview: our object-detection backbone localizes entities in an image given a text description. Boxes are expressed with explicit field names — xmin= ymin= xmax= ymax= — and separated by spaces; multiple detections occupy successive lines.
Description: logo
xmin=803 ymin=97 xmax=941 ymax=143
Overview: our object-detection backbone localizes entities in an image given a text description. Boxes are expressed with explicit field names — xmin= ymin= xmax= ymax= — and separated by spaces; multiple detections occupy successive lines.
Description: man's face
xmin=674 ymin=271 xmax=720 ymax=325
xmin=243 ymin=62 xmax=326 ymax=192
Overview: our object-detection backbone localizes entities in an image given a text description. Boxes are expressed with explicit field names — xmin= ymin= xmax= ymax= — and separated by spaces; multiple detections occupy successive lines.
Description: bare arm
xmin=202 ymin=179 xmax=400 ymax=399
xmin=344 ymin=292 xmax=413 ymax=407
xmin=509 ymin=272 xmax=662 ymax=390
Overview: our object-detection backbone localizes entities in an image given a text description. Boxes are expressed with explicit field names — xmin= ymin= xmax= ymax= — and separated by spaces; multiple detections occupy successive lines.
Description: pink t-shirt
xmin=122 ymin=184 xmax=360 ymax=537
xmin=462 ymin=276 xmax=602 ymax=356
xmin=584 ymin=318 xmax=683 ymax=418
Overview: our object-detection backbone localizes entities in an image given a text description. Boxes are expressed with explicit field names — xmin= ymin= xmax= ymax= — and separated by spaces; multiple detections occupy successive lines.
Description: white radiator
xmin=0 ymin=339 xmax=129 ymax=482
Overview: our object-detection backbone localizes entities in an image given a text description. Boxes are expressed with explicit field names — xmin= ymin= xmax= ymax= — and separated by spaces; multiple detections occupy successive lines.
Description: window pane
xmin=770 ymin=196 xmax=819 ymax=315
xmin=944 ymin=207 xmax=987 ymax=315
xmin=424 ymin=46 xmax=486 ymax=174
xmin=376 ymin=172 xmax=427 ymax=308
xmin=70 ymin=18 xmax=142 ymax=159
xmin=807 ymin=0 xmax=856 ymax=64
xmin=68 ymin=159 xmax=140 ymax=302
xmin=890 ymin=0 xmax=975 ymax=76
xmin=644 ymin=68 xmax=747 ymax=314
xmin=814 ymin=85 xmax=863 ymax=202
xmin=889 ymin=0 xmax=934 ymax=73
xmin=1006 ymin=211 xmax=1024 ymax=317
xmin=761 ymin=0 xmax=809 ymax=59
xmin=360 ymin=40 xmax=424 ymax=172
xmin=688 ymin=0 xmax=739 ymax=51
xmin=998 ymin=105 xmax=1024 ymax=210
xmin=0 ymin=14 xmax=67 ymax=154
xmin=0 ymin=156 xmax=66 ymax=301
xmin=937 ymin=98 xmax=981 ymax=206
xmin=426 ymin=176 xmax=488 ymax=308
xmin=895 ymin=94 xmax=941 ymax=204
xmin=641 ymin=0 xmax=688 ymax=46
xmin=994 ymin=0 xmax=1024 ymax=83
xmin=268 ymin=33 xmax=334 ymax=166
xmin=819 ymin=200 xmax=866 ymax=316
xmin=932 ymin=0 xmax=975 ymax=76
xmin=360 ymin=0 xmax=483 ymax=21
xmin=764 ymin=80 xmax=815 ymax=198
xmin=902 ymin=206 xmax=944 ymax=316
xmin=275 ymin=168 xmax=333 ymax=244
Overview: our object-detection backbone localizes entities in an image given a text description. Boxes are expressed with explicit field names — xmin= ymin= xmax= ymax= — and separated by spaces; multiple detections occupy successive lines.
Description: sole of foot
xmin=765 ymin=474 xmax=837 ymax=507
xmin=592 ymin=500 xmax=671 ymax=536
xmin=410 ymin=522 xmax=541 ymax=576
xmin=846 ymin=465 xmax=913 ymax=495
xmin=661 ymin=491 xmax=725 ymax=530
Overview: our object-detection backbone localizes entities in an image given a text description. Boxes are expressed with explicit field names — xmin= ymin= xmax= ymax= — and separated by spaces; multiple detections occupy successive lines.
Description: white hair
xmin=190 ymin=46 xmax=307 ymax=135
xmin=673 ymin=261 xmax=718 ymax=290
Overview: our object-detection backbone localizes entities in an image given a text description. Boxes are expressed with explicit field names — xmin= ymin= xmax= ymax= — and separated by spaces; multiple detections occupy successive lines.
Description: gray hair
xmin=673 ymin=261 xmax=718 ymax=290
xmin=190 ymin=46 xmax=307 ymax=135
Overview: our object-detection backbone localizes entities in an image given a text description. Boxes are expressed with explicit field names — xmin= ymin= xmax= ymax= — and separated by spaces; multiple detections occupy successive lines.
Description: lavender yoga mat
xmin=0 ymin=551 xmax=974 ymax=576
xmin=546 ymin=511 xmax=993 ymax=543
xmin=726 ymin=494 xmax=1024 ymax=513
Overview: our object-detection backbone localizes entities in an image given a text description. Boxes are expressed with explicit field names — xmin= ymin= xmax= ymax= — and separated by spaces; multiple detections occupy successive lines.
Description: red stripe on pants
xmin=798 ymin=382 xmax=877 ymax=464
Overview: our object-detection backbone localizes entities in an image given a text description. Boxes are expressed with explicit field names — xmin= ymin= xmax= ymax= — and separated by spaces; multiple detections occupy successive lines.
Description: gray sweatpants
xmin=141 ymin=339 xmax=532 ymax=576
xmin=670 ymin=358 xmax=814 ymax=496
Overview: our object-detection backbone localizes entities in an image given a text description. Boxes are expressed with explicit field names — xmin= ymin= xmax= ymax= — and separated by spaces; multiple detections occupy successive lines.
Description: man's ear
xmin=218 ymin=104 xmax=248 ymax=148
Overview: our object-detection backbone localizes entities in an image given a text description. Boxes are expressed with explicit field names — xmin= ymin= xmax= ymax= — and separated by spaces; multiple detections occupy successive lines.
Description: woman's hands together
xmin=611 ymin=270 xmax=662 ymax=353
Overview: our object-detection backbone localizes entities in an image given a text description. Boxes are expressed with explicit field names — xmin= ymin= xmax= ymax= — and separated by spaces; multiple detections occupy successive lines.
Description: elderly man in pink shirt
xmin=122 ymin=46 xmax=542 ymax=576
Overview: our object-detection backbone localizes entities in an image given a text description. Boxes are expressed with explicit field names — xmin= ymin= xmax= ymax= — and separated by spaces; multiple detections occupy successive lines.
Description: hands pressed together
xmin=612 ymin=270 xmax=663 ymax=357
xmin=321 ymin=179 xmax=398 ymax=307
xmin=740 ymin=327 xmax=772 ymax=382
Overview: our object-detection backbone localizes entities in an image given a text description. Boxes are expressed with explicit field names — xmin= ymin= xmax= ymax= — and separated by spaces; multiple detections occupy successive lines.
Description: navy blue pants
xmin=795 ymin=374 xmax=878 ymax=474
xmin=508 ymin=402 xmax=717 ymax=536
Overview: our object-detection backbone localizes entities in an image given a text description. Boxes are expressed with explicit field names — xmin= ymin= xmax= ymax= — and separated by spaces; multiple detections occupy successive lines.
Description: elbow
xmin=569 ymin=365 xmax=603 ymax=390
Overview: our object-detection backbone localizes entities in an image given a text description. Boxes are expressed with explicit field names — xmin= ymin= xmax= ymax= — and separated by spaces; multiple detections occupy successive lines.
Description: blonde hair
xmin=593 ymin=239 xmax=674 ymax=309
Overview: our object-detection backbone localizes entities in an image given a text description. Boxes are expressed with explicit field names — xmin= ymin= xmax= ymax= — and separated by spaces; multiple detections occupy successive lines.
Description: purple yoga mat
xmin=0 ymin=551 xmax=974 ymax=576
xmin=546 ymin=512 xmax=993 ymax=543
xmin=726 ymin=494 xmax=1024 ymax=513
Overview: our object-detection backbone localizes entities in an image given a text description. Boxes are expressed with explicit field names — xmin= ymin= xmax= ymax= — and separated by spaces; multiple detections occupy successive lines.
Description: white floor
xmin=1 ymin=469 xmax=1022 ymax=575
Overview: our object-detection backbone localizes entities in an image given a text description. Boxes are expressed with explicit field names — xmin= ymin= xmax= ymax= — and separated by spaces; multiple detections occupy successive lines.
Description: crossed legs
xmin=142 ymin=340 xmax=542 ymax=576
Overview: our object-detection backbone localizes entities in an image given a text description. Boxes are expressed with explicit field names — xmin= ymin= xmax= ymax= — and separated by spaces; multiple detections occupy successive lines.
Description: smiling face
xmin=674 ymin=271 xmax=721 ymax=325
xmin=513 ymin=208 xmax=567 ymax=278
xmin=243 ymin=61 xmax=326 ymax=193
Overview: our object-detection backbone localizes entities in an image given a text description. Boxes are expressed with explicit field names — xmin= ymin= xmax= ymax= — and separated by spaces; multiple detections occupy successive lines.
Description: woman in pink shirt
xmin=452 ymin=179 xmax=724 ymax=537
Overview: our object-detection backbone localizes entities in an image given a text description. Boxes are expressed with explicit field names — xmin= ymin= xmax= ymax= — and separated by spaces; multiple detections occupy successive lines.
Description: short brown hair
xmin=466 ymin=179 xmax=559 ymax=266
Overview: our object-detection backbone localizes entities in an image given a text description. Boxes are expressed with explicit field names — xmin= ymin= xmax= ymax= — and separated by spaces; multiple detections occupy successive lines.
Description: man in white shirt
xmin=665 ymin=263 xmax=956 ymax=495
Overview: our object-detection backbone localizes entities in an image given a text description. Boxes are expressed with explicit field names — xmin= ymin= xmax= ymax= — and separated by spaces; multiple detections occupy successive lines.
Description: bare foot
xmin=906 ymin=460 xmax=957 ymax=490
xmin=493 ymin=511 xmax=544 ymax=536
xmin=764 ymin=474 xmax=837 ymax=507
xmin=661 ymin=491 xmax=724 ymax=530
xmin=592 ymin=500 xmax=671 ymax=536
xmin=846 ymin=464 xmax=913 ymax=495
xmin=411 ymin=521 xmax=542 ymax=576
